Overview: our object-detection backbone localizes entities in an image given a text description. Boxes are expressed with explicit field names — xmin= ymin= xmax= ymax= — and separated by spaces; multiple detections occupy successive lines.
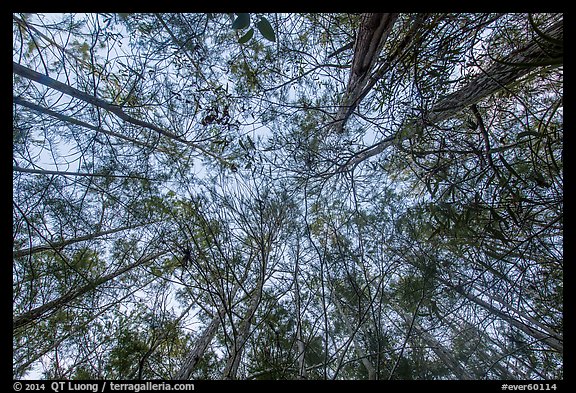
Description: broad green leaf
xmin=238 ymin=28 xmax=254 ymax=44
xmin=256 ymin=17 xmax=276 ymax=42
xmin=232 ymin=13 xmax=251 ymax=30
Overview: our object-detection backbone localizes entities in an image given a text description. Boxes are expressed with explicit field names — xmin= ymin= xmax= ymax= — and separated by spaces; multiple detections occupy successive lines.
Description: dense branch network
xmin=12 ymin=12 xmax=563 ymax=380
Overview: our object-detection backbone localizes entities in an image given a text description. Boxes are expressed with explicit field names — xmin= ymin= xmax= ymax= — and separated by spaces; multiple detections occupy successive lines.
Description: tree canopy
xmin=13 ymin=12 xmax=562 ymax=381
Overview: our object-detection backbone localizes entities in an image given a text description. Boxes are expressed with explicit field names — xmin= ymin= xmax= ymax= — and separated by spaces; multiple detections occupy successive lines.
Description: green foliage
xmin=256 ymin=17 xmax=276 ymax=42
xmin=71 ymin=367 xmax=97 ymax=380
xmin=230 ymin=13 xmax=276 ymax=44
xmin=12 ymin=12 xmax=562 ymax=381
xmin=238 ymin=28 xmax=254 ymax=44
xmin=106 ymin=329 xmax=149 ymax=378
xmin=232 ymin=13 xmax=251 ymax=30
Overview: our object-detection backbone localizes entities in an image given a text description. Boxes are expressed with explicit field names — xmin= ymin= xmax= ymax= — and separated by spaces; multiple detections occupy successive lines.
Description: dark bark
xmin=333 ymin=13 xmax=399 ymax=134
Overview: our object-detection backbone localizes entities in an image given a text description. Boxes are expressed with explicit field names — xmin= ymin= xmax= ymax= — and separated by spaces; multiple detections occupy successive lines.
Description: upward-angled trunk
xmin=138 ymin=303 xmax=194 ymax=380
xmin=294 ymin=318 xmax=307 ymax=379
xmin=293 ymin=243 xmax=307 ymax=379
xmin=222 ymin=249 xmax=268 ymax=380
xmin=13 ymin=165 xmax=151 ymax=180
xmin=470 ymin=282 xmax=562 ymax=343
xmin=222 ymin=282 xmax=263 ymax=379
xmin=427 ymin=19 xmax=562 ymax=123
xmin=14 ymin=281 xmax=150 ymax=378
xmin=332 ymin=293 xmax=377 ymax=380
xmin=338 ymin=16 xmax=563 ymax=171
xmin=444 ymin=316 xmax=518 ymax=379
xmin=333 ymin=13 xmax=399 ymax=134
xmin=175 ymin=256 xmax=250 ymax=380
xmin=399 ymin=311 xmax=474 ymax=380
xmin=13 ymin=222 xmax=151 ymax=259
xmin=13 ymin=96 xmax=171 ymax=154
xmin=439 ymin=277 xmax=563 ymax=353
xmin=12 ymin=62 xmax=226 ymax=165
xmin=13 ymin=251 xmax=166 ymax=331
xmin=174 ymin=306 xmax=226 ymax=380
xmin=175 ymin=278 xmax=245 ymax=380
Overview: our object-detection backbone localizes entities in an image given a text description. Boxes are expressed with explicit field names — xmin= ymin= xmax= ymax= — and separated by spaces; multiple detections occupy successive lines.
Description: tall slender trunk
xmin=470 ymin=282 xmax=562 ymax=343
xmin=175 ymin=255 xmax=250 ymax=380
xmin=14 ymin=275 xmax=158 ymax=378
xmin=339 ymin=16 xmax=563 ymax=171
xmin=222 ymin=281 xmax=263 ymax=379
xmin=399 ymin=311 xmax=474 ymax=380
xmin=13 ymin=96 xmax=171 ymax=154
xmin=427 ymin=19 xmax=562 ymax=123
xmin=13 ymin=165 xmax=151 ymax=179
xmin=444 ymin=316 xmax=518 ymax=379
xmin=293 ymin=242 xmax=307 ymax=379
xmin=12 ymin=62 xmax=226 ymax=165
xmin=294 ymin=320 xmax=307 ymax=379
xmin=333 ymin=13 xmax=399 ymax=134
xmin=13 ymin=251 xmax=166 ymax=331
xmin=13 ymin=222 xmax=153 ymax=259
xmin=174 ymin=306 xmax=226 ymax=380
xmin=137 ymin=304 xmax=194 ymax=380
xmin=438 ymin=277 xmax=563 ymax=353
xmin=332 ymin=292 xmax=377 ymax=379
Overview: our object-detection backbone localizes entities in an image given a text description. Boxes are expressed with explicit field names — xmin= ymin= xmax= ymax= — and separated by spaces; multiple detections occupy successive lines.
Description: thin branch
xmin=13 ymin=165 xmax=150 ymax=181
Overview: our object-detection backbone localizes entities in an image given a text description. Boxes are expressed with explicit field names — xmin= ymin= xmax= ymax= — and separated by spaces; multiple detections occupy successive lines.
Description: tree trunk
xmin=427 ymin=20 xmax=562 ymax=124
xmin=14 ymin=273 xmax=157 ymax=378
xmin=13 ymin=96 xmax=171 ymax=153
xmin=174 ymin=307 xmax=225 ymax=380
xmin=13 ymin=165 xmax=150 ymax=180
xmin=13 ymin=222 xmax=152 ymax=259
xmin=12 ymin=62 xmax=226 ymax=165
xmin=293 ymin=244 xmax=308 ymax=379
xmin=445 ymin=316 xmax=518 ymax=379
xmin=399 ymin=311 xmax=474 ymax=380
xmin=175 ymin=273 xmax=247 ymax=380
xmin=13 ymin=251 xmax=166 ymax=331
xmin=333 ymin=13 xmax=399 ymax=134
xmin=222 ymin=282 xmax=263 ymax=379
xmin=471 ymin=282 xmax=562 ymax=343
xmin=338 ymin=16 xmax=563 ymax=170
xmin=295 ymin=320 xmax=307 ymax=379
xmin=439 ymin=277 xmax=563 ymax=353
xmin=137 ymin=304 xmax=194 ymax=380
xmin=330 ymin=284 xmax=377 ymax=380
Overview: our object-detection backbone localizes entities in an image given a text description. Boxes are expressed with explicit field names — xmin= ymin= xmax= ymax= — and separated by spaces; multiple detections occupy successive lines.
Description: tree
xmin=13 ymin=12 xmax=562 ymax=380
